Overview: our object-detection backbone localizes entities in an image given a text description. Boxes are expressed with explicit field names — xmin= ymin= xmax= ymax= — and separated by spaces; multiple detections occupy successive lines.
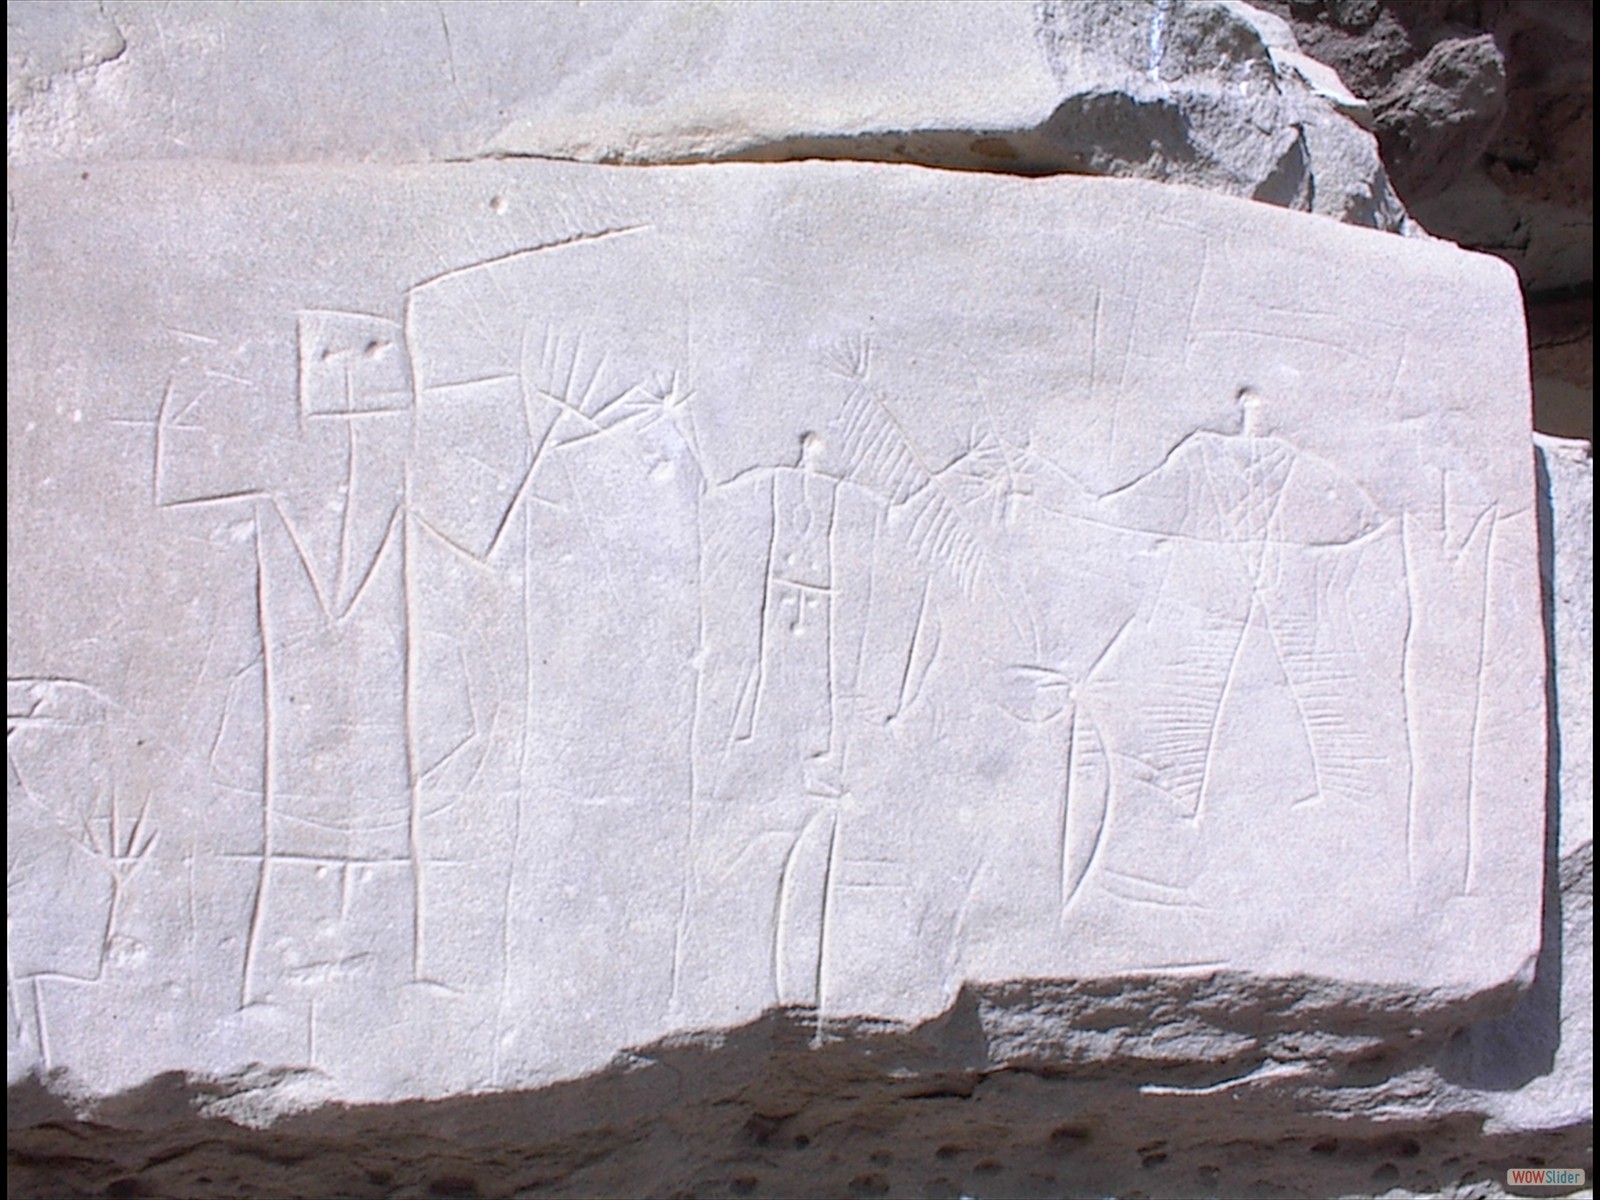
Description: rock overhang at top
xmin=7 ymin=0 xmax=1409 ymax=231
xmin=5 ymin=156 xmax=1544 ymax=1109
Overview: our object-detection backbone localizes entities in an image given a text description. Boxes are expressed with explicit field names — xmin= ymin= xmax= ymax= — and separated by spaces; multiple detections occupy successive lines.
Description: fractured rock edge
xmin=6 ymin=0 xmax=1411 ymax=234
xmin=3 ymin=968 xmax=1535 ymax=1128
xmin=0 ymin=970 xmax=1580 ymax=1200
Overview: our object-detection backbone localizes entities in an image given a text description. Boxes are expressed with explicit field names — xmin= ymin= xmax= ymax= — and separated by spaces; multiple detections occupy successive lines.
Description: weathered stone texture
xmin=4 ymin=3 xmax=1589 ymax=1198
xmin=6 ymin=0 xmax=1407 ymax=230
xmin=7 ymin=152 xmax=1547 ymax=1121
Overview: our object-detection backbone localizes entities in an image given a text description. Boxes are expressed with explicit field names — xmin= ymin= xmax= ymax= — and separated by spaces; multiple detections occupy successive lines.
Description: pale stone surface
xmin=5 ymin=0 xmax=1408 ymax=230
xmin=6 ymin=159 xmax=1544 ymax=1119
xmin=7 ymin=3 xmax=1585 ymax=1194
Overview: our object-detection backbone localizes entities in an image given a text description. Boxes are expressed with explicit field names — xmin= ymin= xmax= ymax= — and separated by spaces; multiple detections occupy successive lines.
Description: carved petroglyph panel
xmin=6 ymin=161 xmax=1542 ymax=1102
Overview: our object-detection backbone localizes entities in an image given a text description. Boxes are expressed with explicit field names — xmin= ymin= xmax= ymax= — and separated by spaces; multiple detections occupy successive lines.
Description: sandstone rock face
xmin=6 ymin=0 xmax=1406 ymax=230
xmin=7 ymin=153 xmax=1547 ymax=1125
xmin=5 ymin=4 xmax=1589 ymax=1199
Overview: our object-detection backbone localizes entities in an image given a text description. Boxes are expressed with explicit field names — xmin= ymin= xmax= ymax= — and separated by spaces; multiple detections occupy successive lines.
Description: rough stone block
xmin=6 ymin=160 xmax=1543 ymax=1115
xmin=5 ymin=0 xmax=1406 ymax=230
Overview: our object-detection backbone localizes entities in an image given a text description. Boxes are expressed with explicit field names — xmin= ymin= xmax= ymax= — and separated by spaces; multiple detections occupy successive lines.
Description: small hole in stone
xmin=1310 ymin=1139 xmax=1339 ymax=1155
xmin=1373 ymin=1163 xmax=1400 ymax=1184
xmin=428 ymin=1177 xmax=480 ymax=1198
xmin=729 ymin=1176 xmax=759 ymax=1196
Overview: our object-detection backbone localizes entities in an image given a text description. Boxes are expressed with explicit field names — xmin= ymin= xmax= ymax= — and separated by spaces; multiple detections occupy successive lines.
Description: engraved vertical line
xmin=1383 ymin=334 xmax=1409 ymax=407
xmin=1111 ymin=281 xmax=1138 ymax=454
xmin=1059 ymin=704 xmax=1077 ymax=914
xmin=557 ymin=332 xmax=577 ymax=405
xmin=184 ymin=850 xmax=197 ymax=993
xmin=1089 ymin=290 xmax=1103 ymax=406
xmin=669 ymin=860 xmax=691 ymax=1008
xmin=1464 ymin=507 xmax=1498 ymax=895
xmin=683 ymin=401 xmax=711 ymax=485
xmin=748 ymin=475 xmax=779 ymax=739
xmin=402 ymin=470 xmax=425 ymax=980
xmin=402 ymin=292 xmax=422 ymax=414
xmin=1400 ymin=514 xmax=1420 ymax=885
xmin=5 ymin=898 xmax=23 ymax=1043
xmin=688 ymin=495 xmax=706 ymax=833
xmin=335 ymin=413 xmax=356 ymax=608
xmin=672 ymin=495 xmax=708 ymax=1010
xmin=812 ymin=812 xmax=840 ymax=1045
xmin=101 ymin=871 xmax=122 ymax=966
xmin=240 ymin=507 xmax=274 ymax=1008
xmin=519 ymin=478 xmax=536 ymax=799
xmin=824 ymin=476 xmax=840 ymax=766
xmin=5 ymin=978 xmax=18 ymax=1053
xmin=893 ymin=576 xmax=932 ymax=724
xmin=773 ymin=831 xmax=805 ymax=1005
xmin=153 ymin=378 xmax=174 ymax=508
xmin=495 ymin=486 xmax=534 ymax=1080
xmin=843 ymin=511 xmax=883 ymax=780
xmin=1196 ymin=599 xmax=1253 ymax=823
xmin=296 ymin=319 xmax=310 ymax=434
xmin=32 ymin=979 xmax=50 ymax=1069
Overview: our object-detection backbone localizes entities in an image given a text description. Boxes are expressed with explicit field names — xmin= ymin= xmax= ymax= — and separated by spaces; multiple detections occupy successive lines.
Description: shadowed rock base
xmin=4 ymin=982 xmax=1590 ymax=1199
